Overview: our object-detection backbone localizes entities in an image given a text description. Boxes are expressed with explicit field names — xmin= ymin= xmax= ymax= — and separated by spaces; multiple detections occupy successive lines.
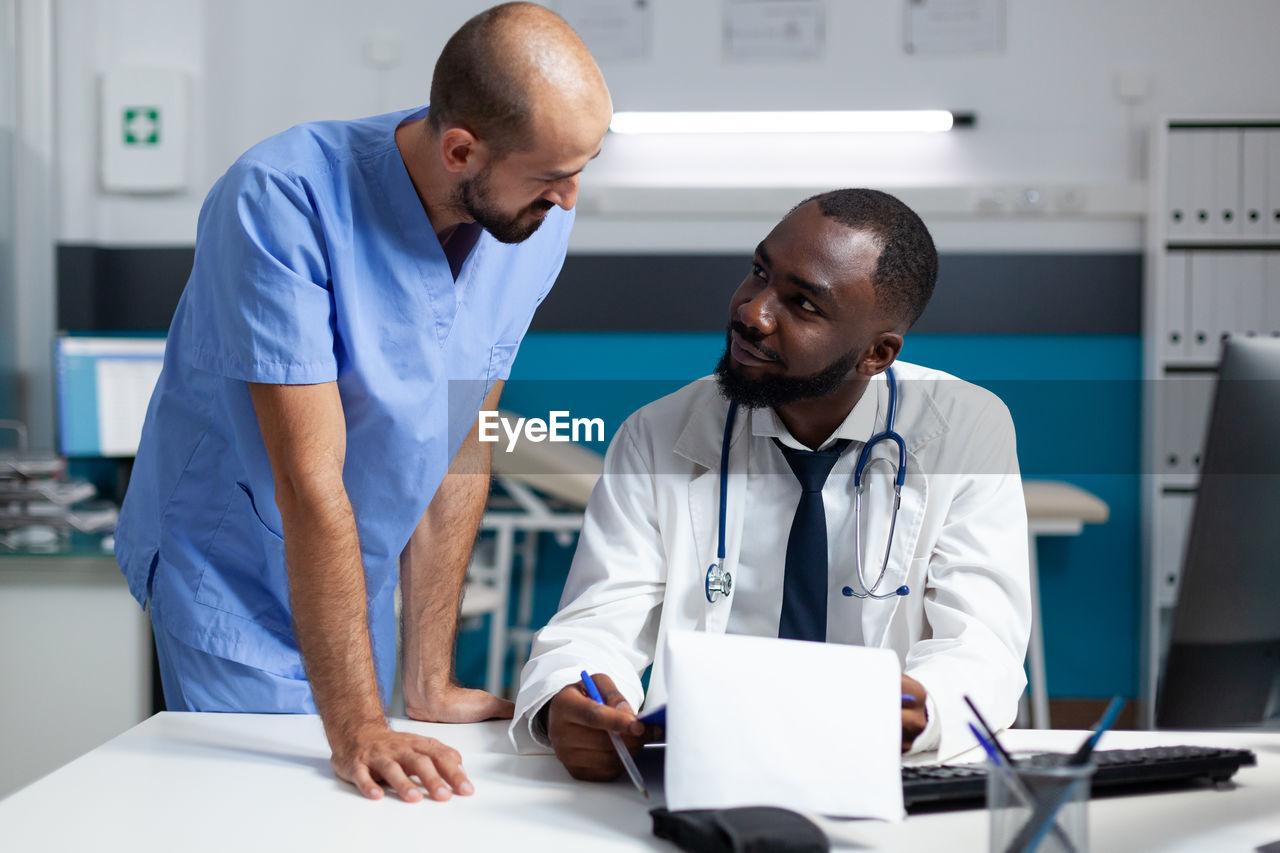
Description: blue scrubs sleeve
xmin=186 ymin=159 xmax=338 ymax=385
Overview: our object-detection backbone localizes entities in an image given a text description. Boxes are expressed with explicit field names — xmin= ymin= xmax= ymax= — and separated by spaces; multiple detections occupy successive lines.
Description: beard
xmin=455 ymin=167 xmax=554 ymax=245
xmin=714 ymin=323 xmax=860 ymax=409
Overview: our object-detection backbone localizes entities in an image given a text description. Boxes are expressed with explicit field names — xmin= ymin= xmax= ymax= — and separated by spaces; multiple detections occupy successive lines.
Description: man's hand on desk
xmin=406 ymin=684 xmax=514 ymax=724
xmin=330 ymin=723 xmax=473 ymax=802
xmin=544 ymin=673 xmax=657 ymax=781
xmin=901 ymin=674 xmax=928 ymax=752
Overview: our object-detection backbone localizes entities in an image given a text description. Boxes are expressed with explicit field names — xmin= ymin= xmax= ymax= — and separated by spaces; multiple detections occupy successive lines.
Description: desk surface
xmin=2 ymin=714 xmax=1277 ymax=852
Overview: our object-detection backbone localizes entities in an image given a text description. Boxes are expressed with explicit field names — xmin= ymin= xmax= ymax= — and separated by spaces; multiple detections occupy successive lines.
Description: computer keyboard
xmin=903 ymin=745 xmax=1257 ymax=812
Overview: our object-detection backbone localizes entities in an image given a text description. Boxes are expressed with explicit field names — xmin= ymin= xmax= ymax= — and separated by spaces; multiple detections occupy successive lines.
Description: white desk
xmin=2 ymin=714 xmax=1277 ymax=852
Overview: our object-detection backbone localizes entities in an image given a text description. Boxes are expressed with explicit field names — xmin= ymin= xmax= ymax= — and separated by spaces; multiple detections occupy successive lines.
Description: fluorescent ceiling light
xmin=609 ymin=110 xmax=966 ymax=135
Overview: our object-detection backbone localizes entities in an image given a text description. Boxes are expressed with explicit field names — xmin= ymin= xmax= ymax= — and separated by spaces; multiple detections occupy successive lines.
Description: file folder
xmin=1211 ymin=129 xmax=1242 ymax=237
xmin=1241 ymin=129 xmax=1269 ymax=238
xmin=1162 ymin=251 xmax=1190 ymax=362
xmin=1166 ymin=131 xmax=1194 ymax=239
xmin=1188 ymin=253 xmax=1219 ymax=362
xmin=1155 ymin=492 xmax=1195 ymax=608
xmin=1188 ymin=130 xmax=1217 ymax=237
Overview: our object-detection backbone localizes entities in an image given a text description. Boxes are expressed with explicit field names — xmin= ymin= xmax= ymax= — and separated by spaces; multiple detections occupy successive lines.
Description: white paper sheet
xmin=95 ymin=356 xmax=163 ymax=456
xmin=662 ymin=630 xmax=905 ymax=821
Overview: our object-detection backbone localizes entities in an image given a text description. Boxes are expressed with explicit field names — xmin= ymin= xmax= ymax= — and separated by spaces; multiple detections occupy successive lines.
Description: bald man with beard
xmin=115 ymin=3 xmax=612 ymax=802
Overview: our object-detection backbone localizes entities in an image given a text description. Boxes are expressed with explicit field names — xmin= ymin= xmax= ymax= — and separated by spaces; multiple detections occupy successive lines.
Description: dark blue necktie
xmin=774 ymin=438 xmax=852 ymax=642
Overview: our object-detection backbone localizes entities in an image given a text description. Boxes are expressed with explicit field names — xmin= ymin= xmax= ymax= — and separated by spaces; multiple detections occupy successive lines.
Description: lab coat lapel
xmin=674 ymin=391 xmax=747 ymax=635
xmin=859 ymin=372 xmax=942 ymax=649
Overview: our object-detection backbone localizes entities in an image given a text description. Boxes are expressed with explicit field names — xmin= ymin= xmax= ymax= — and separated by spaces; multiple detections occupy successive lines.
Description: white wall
xmin=53 ymin=0 xmax=1280 ymax=252
xmin=0 ymin=1 xmax=17 ymax=416
xmin=8 ymin=0 xmax=55 ymax=447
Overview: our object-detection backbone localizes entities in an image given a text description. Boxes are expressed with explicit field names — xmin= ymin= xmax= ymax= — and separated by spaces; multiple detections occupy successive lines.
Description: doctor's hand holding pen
xmin=901 ymin=674 xmax=929 ymax=752
xmin=541 ymin=672 xmax=659 ymax=783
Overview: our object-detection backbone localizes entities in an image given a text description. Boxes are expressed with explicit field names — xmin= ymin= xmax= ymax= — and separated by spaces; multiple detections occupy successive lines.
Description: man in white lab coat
xmin=510 ymin=189 xmax=1031 ymax=775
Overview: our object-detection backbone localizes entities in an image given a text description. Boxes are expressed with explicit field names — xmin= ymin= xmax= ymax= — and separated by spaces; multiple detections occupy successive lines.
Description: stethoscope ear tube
xmin=845 ymin=368 xmax=910 ymax=599
xmin=706 ymin=401 xmax=739 ymax=603
xmin=842 ymin=584 xmax=910 ymax=598
xmin=708 ymin=367 xmax=911 ymax=605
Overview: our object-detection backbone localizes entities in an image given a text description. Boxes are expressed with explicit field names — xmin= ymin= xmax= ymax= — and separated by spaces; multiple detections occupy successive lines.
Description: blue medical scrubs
xmin=115 ymin=106 xmax=573 ymax=711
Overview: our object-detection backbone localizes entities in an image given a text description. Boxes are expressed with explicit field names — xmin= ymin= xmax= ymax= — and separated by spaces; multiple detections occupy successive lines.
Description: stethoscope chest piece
xmin=706 ymin=561 xmax=733 ymax=602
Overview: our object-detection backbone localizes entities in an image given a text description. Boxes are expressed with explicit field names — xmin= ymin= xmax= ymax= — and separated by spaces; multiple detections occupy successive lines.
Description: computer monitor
xmin=54 ymin=334 xmax=165 ymax=458
xmin=1156 ymin=336 xmax=1280 ymax=729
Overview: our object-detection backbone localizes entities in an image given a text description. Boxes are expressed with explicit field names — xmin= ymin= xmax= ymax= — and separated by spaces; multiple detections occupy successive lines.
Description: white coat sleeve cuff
xmin=907 ymin=691 xmax=942 ymax=755
xmin=529 ymin=697 xmax=553 ymax=748
xmin=508 ymin=690 xmax=559 ymax=753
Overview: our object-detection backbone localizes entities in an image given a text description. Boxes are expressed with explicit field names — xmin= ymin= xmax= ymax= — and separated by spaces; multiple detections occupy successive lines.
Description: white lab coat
xmin=511 ymin=362 xmax=1031 ymax=761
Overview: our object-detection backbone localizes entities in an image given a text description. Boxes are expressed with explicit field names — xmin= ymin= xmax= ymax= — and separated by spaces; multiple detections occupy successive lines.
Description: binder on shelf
xmin=1211 ymin=129 xmax=1243 ymax=237
xmin=1158 ymin=373 xmax=1215 ymax=480
xmin=1158 ymin=379 xmax=1185 ymax=476
xmin=1154 ymin=491 xmax=1195 ymax=608
xmin=1187 ymin=129 xmax=1217 ymax=237
xmin=1161 ymin=251 xmax=1190 ymax=361
xmin=1188 ymin=253 xmax=1221 ymax=362
xmin=1267 ymin=253 xmax=1280 ymax=337
xmin=1183 ymin=373 xmax=1216 ymax=479
xmin=1235 ymin=252 xmax=1267 ymax=339
xmin=1269 ymin=129 xmax=1280 ymax=238
xmin=1166 ymin=130 xmax=1194 ymax=239
xmin=1241 ymin=129 xmax=1269 ymax=238
xmin=1214 ymin=254 xmax=1243 ymax=343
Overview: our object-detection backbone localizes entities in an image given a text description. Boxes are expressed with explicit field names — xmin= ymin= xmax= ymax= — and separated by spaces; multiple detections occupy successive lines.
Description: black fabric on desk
xmin=651 ymin=806 xmax=828 ymax=853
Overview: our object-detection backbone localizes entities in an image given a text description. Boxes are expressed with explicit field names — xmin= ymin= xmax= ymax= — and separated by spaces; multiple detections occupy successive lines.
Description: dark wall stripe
xmin=57 ymin=245 xmax=195 ymax=331
xmin=1169 ymin=121 xmax=1280 ymax=129
xmin=57 ymin=245 xmax=1141 ymax=335
xmin=925 ymin=253 xmax=1141 ymax=334
xmin=535 ymin=252 xmax=1142 ymax=334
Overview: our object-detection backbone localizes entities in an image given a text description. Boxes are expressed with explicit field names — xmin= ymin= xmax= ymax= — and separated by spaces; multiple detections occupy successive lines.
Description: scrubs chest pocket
xmin=445 ymin=342 xmax=519 ymax=454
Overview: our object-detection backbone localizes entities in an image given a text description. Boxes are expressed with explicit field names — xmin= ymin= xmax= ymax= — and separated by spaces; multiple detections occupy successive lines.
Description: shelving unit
xmin=1141 ymin=118 xmax=1280 ymax=727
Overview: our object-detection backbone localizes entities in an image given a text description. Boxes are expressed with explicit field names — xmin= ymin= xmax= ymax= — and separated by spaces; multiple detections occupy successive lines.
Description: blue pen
xmin=968 ymin=722 xmax=1003 ymax=765
xmin=1069 ymin=696 xmax=1125 ymax=765
xmin=580 ymin=671 xmax=648 ymax=799
xmin=901 ymin=694 xmax=917 ymax=703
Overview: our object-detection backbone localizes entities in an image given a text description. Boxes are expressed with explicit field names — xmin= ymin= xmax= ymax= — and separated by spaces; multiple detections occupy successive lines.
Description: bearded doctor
xmin=510 ymin=188 xmax=1032 ymax=776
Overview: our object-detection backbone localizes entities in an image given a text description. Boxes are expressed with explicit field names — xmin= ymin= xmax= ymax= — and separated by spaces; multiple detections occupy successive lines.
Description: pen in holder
xmin=970 ymin=696 xmax=1123 ymax=853
xmin=987 ymin=755 xmax=1093 ymax=853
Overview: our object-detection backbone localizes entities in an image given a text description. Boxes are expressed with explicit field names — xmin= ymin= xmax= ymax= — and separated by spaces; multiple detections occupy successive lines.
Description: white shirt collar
xmin=749 ymin=384 xmax=880 ymax=452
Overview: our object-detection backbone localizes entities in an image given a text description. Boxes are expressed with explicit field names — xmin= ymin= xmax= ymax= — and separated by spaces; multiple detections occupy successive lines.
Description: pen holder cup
xmin=987 ymin=757 xmax=1094 ymax=853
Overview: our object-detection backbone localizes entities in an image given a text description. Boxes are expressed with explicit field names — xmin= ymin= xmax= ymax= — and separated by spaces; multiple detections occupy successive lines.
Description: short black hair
xmin=798 ymin=188 xmax=938 ymax=328
xmin=427 ymin=3 xmax=538 ymax=157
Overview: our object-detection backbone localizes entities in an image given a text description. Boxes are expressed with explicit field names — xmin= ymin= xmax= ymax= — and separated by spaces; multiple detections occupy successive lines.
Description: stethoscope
xmin=705 ymin=366 xmax=911 ymax=603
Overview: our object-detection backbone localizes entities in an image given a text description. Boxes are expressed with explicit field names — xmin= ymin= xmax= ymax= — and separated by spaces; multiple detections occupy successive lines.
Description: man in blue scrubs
xmin=115 ymin=3 xmax=612 ymax=803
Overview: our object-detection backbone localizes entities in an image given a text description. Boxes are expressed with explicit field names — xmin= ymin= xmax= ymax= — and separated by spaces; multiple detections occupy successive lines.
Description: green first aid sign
xmin=123 ymin=107 xmax=161 ymax=145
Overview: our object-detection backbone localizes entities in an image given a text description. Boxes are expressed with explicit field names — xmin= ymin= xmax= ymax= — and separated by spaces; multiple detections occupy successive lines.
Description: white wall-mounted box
xmin=99 ymin=67 xmax=188 ymax=193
